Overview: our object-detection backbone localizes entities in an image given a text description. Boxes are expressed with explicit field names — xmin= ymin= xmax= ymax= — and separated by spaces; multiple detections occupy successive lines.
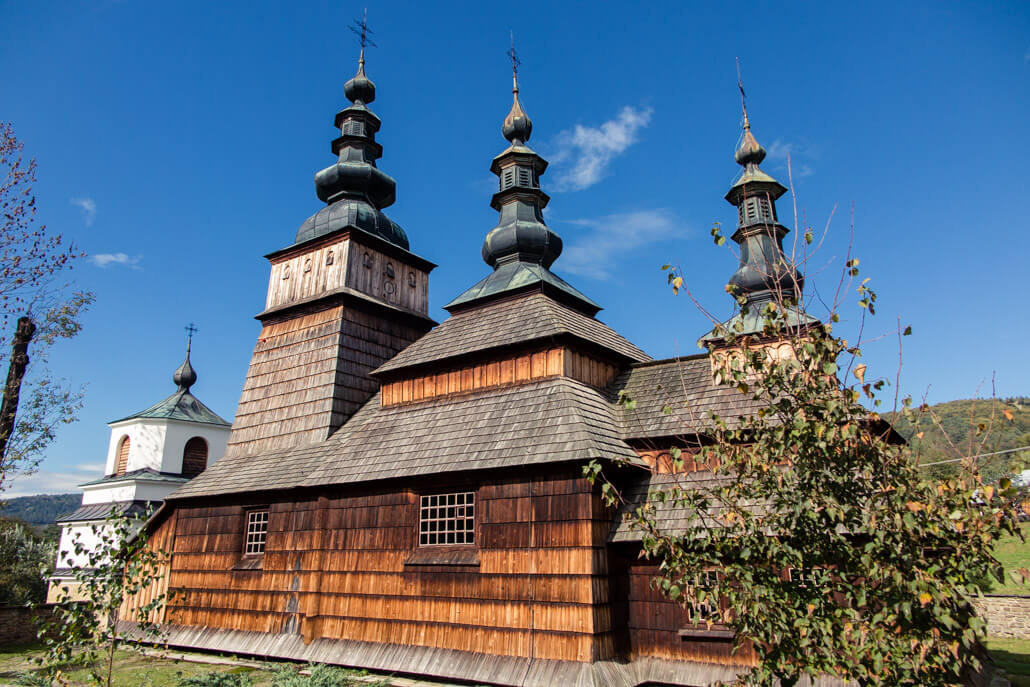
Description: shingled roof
xmin=373 ymin=292 xmax=650 ymax=377
xmin=170 ymin=377 xmax=643 ymax=500
xmin=608 ymin=472 xmax=731 ymax=543
xmin=612 ymin=356 xmax=763 ymax=440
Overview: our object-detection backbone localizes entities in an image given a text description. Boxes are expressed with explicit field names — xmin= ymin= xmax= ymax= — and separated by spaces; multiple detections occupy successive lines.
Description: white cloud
xmin=550 ymin=106 xmax=653 ymax=191
xmin=559 ymin=209 xmax=681 ymax=280
xmin=90 ymin=252 xmax=142 ymax=270
xmin=70 ymin=197 xmax=97 ymax=227
xmin=765 ymin=139 xmax=814 ymax=178
xmin=3 ymin=467 xmax=95 ymax=498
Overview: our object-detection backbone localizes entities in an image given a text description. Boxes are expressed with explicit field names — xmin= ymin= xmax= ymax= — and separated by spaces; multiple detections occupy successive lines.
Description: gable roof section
xmin=110 ymin=390 xmax=231 ymax=426
xmin=373 ymin=293 xmax=650 ymax=377
xmin=169 ymin=377 xmax=642 ymax=500
xmin=613 ymin=356 xmax=763 ymax=440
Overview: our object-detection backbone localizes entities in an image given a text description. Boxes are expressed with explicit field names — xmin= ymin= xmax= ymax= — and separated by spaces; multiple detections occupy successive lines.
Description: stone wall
xmin=0 ymin=605 xmax=56 ymax=646
xmin=974 ymin=595 xmax=1030 ymax=639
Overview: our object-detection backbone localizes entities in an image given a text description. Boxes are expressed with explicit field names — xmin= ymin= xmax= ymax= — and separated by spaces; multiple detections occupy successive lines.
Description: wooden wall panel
xmin=381 ymin=346 xmax=620 ymax=407
xmin=124 ymin=469 xmax=626 ymax=664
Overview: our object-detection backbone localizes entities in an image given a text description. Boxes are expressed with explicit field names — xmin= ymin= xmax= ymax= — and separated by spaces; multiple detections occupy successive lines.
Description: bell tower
xmin=226 ymin=30 xmax=435 ymax=457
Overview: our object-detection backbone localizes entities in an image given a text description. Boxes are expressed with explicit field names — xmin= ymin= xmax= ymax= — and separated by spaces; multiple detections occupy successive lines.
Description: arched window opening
xmin=115 ymin=436 xmax=131 ymax=476
xmin=182 ymin=437 xmax=208 ymax=477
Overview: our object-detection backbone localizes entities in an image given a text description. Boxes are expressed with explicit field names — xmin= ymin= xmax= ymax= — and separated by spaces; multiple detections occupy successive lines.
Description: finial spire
xmin=502 ymin=33 xmax=532 ymax=145
xmin=733 ymin=59 xmax=766 ymax=167
xmin=174 ymin=324 xmax=198 ymax=392
xmin=345 ymin=10 xmax=377 ymax=105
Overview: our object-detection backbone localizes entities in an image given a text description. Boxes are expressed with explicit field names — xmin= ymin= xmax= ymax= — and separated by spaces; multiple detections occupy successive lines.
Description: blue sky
xmin=2 ymin=1 xmax=1028 ymax=497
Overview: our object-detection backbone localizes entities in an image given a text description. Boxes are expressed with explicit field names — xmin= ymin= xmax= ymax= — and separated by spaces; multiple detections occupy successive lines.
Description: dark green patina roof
xmin=110 ymin=389 xmax=230 ymax=426
xmin=78 ymin=468 xmax=190 ymax=488
xmin=445 ymin=261 xmax=599 ymax=314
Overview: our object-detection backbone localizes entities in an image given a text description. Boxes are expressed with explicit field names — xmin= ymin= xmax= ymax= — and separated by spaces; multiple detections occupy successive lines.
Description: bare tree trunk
xmin=0 ymin=316 xmax=37 ymax=467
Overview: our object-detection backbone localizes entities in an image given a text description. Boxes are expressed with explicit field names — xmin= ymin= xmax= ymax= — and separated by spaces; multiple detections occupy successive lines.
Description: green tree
xmin=0 ymin=122 xmax=94 ymax=494
xmin=38 ymin=508 xmax=170 ymax=687
xmin=591 ymin=240 xmax=1025 ymax=686
xmin=0 ymin=516 xmax=55 ymax=605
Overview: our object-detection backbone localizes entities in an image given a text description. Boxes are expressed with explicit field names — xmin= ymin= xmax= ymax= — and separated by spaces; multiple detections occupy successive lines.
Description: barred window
xmin=686 ymin=570 xmax=720 ymax=623
xmin=419 ymin=492 xmax=474 ymax=546
xmin=789 ymin=567 xmax=824 ymax=588
xmin=244 ymin=509 xmax=269 ymax=555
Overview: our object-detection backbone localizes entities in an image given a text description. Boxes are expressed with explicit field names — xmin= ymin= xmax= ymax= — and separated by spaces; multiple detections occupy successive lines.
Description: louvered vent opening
xmin=182 ymin=437 xmax=208 ymax=478
xmin=518 ymin=168 xmax=531 ymax=187
xmin=501 ymin=168 xmax=515 ymax=190
xmin=115 ymin=436 xmax=130 ymax=475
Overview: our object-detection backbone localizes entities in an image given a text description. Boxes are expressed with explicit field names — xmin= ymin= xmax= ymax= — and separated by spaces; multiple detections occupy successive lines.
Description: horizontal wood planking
xmin=623 ymin=560 xmax=756 ymax=666
xmin=381 ymin=347 xmax=620 ymax=407
xmin=226 ymin=303 xmax=425 ymax=457
xmin=127 ymin=470 xmax=627 ymax=664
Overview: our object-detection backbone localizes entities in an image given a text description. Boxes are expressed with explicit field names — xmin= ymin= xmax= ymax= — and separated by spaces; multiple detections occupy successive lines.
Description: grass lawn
xmin=988 ymin=522 xmax=1030 ymax=595
xmin=0 ymin=644 xmax=391 ymax=687
xmin=987 ymin=637 xmax=1030 ymax=687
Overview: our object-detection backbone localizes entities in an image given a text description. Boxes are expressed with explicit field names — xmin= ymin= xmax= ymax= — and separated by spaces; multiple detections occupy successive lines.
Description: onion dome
xmin=173 ymin=352 xmax=197 ymax=392
xmin=502 ymin=77 xmax=533 ymax=145
xmin=295 ymin=47 xmax=409 ymax=250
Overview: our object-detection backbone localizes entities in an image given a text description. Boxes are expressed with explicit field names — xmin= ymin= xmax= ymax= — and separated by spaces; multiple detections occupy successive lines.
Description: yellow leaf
xmin=919 ymin=592 xmax=932 ymax=607
xmin=915 ymin=431 xmax=924 ymax=440
xmin=854 ymin=364 xmax=866 ymax=383
xmin=1003 ymin=408 xmax=1014 ymax=421
xmin=983 ymin=485 xmax=994 ymax=501
xmin=906 ymin=501 xmax=923 ymax=513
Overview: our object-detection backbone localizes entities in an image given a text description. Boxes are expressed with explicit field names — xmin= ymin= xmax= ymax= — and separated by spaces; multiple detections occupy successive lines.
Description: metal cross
xmin=350 ymin=9 xmax=377 ymax=52
xmin=736 ymin=57 xmax=750 ymax=128
xmin=185 ymin=323 xmax=198 ymax=352
xmin=507 ymin=31 xmax=521 ymax=79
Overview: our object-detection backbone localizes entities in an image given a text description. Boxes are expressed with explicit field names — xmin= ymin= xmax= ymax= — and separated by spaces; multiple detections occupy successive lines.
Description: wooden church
xmin=122 ymin=41 xmax=814 ymax=687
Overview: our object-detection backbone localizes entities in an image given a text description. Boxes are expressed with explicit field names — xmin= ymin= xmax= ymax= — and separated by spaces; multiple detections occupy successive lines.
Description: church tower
xmin=226 ymin=41 xmax=435 ymax=457
xmin=700 ymin=97 xmax=817 ymax=345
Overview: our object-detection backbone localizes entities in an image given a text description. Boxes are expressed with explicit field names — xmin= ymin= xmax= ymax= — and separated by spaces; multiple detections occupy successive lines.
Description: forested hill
xmin=889 ymin=397 xmax=1030 ymax=477
xmin=0 ymin=493 xmax=80 ymax=526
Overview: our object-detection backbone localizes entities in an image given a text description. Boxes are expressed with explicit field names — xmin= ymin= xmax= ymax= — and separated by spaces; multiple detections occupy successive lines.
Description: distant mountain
xmin=0 ymin=493 xmax=81 ymax=527
xmin=889 ymin=397 xmax=1030 ymax=481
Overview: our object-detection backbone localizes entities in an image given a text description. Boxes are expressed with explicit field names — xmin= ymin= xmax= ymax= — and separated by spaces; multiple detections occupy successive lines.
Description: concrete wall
xmin=973 ymin=595 xmax=1030 ymax=639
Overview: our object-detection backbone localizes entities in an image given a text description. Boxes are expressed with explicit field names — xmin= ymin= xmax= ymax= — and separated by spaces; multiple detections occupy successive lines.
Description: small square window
xmin=244 ymin=509 xmax=269 ymax=556
xmin=419 ymin=492 xmax=474 ymax=546
xmin=686 ymin=570 xmax=720 ymax=623
xmin=789 ymin=567 xmax=823 ymax=588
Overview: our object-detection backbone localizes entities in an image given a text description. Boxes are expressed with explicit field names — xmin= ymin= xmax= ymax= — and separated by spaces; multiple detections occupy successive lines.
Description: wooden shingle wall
xmin=139 ymin=469 xmax=627 ymax=664
xmin=621 ymin=558 xmax=756 ymax=667
xmin=225 ymin=303 xmax=426 ymax=457
xmin=380 ymin=347 xmax=620 ymax=407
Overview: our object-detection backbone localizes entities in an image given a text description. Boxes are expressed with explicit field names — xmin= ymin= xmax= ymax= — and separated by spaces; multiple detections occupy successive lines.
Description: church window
xmin=303 ymin=258 xmax=312 ymax=273
xmin=325 ymin=250 xmax=334 ymax=265
xmin=789 ymin=567 xmax=824 ymax=588
xmin=407 ymin=271 xmax=416 ymax=288
xmin=115 ymin=436 xmax=130 ymax=475
xmin=685 ymin=570 xmax=720 ymax=624
xmin=385 ymin=263 xmax=395 ymax=279
xmin=362 ymin=252 xmax=373 ymax=268
xmin=181 ymin=437 xmax=208 ymax=477
xmin=244 ymin=509 xmax=269 ymax=556
xmin=419 ymin=492 xmax=474 ymax=546
xmin=281 ymin=264 xmax=290 ymax=279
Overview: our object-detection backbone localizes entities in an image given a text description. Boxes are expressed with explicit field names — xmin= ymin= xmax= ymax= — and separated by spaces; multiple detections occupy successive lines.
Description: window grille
xmin=244 ymin=509 xmax=269 ymax=555
xmin=686 ymin=570 xmax=720 ymax=623
xmin=789 ymin=567 xmax=823 ymax=588
xmin=419 ymin=492 xmax=474 ymax=546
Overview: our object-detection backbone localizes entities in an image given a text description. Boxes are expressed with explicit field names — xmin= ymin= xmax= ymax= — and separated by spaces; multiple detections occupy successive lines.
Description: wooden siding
xmin=380 ymin=347 xmax=620 ymax=407
xmin=129 ymin=470 xmax=627 ymax=664
xmin=115 ymin=436 xmax=130 ymax=475
xmin=225 ymin=303 xmax=426 ymax=457
xmin=266 ymin=234 xmax=429 ymax=316
xmin=123 ymin=509 xmax=176 ymax=626
xmin=620 ymin=558 xmax=756 ymax=667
